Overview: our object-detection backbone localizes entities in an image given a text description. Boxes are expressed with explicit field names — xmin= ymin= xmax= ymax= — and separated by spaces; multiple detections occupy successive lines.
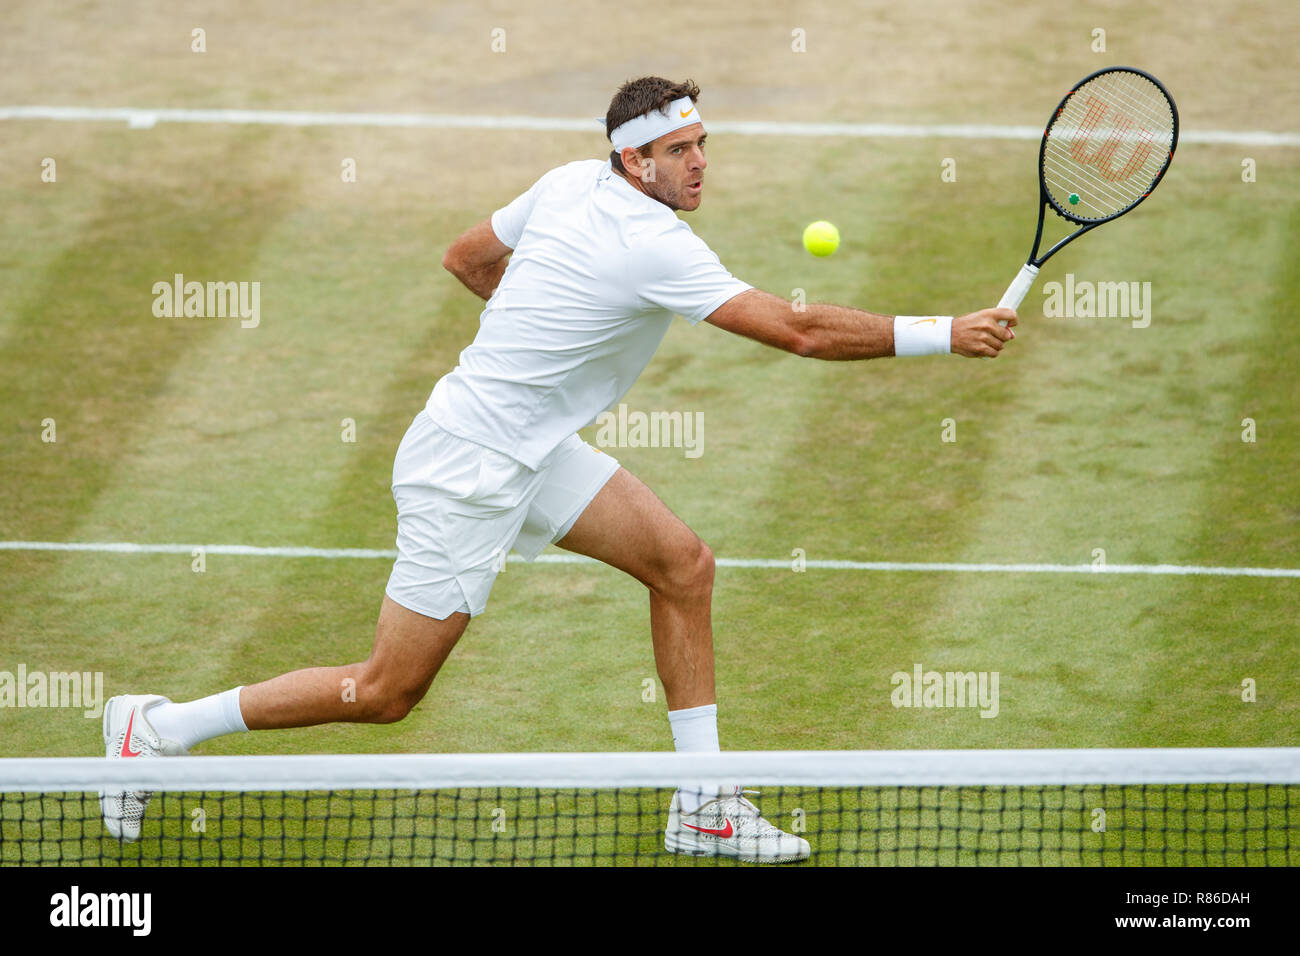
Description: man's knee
xmin=369 ymin=690 xmax=424 ymax=724
xmin=694 ymin=539 xmax=716 ymax=587
xmin=651 ymin=534 xmax=714 ymax=597
xmin=354 ymin=669 xmax=431 ymax=724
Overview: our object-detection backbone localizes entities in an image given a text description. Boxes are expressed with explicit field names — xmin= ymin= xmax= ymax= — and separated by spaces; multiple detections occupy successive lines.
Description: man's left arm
xmin=442 ymin=218 xmax=512 ymax=301
xmin=705 ymin=289 xmax=1017 ymax=359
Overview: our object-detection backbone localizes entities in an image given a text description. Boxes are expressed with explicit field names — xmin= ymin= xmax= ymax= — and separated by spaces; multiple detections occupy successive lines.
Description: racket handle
xmin=980 ymin=263 xmax=1038 ymax=361
xmin=997 ymin=263 xmax=1040 ymax=319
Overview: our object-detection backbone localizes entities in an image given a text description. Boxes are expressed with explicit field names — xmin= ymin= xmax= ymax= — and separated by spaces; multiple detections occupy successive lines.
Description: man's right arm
xmin=442 ymin=218 xmax=512 ymax=301
xmin=705 ymin=289 xmax=1017 ymax=359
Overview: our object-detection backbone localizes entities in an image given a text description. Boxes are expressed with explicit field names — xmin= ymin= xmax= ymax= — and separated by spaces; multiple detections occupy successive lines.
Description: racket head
xmin=1038 ymin=66 xmax=1178 ymax=228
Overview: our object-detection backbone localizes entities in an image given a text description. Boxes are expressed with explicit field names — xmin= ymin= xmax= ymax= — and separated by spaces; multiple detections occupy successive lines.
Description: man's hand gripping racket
xmin=979 ymin=66 xmax=1179 ymax=357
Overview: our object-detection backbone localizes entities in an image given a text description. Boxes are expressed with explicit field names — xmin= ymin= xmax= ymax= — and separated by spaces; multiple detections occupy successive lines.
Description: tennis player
xmin=100 ymin=77 xmax=1017 ymax=863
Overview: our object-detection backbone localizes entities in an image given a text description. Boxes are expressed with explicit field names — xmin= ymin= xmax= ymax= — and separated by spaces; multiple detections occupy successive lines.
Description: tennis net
xmin=1 ymin=748 xmax=1296 ymax=866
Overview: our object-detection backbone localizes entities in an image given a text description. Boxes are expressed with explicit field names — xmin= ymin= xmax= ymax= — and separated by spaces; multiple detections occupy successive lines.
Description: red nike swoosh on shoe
xmin=120 ymin=711 xmax=142 ymax=757
xmin=684 ymin=819 xmax=734 ymax=838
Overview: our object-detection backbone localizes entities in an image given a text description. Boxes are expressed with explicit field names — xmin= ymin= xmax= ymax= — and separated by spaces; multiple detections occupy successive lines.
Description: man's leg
xmin=239 ymin=597 xmax=470 ymax=728
xmin=554 ymin=467 xmax=715 ymax=711
xmin=555 ymin=466 xmax=809 ymax=862
xmin=101 ymin=597 xmax=469 ymax=841
xmin=140 ymin=597 xmax=468 ymax=755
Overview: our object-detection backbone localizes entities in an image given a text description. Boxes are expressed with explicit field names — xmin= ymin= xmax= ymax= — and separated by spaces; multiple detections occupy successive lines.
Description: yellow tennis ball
xmin=803 ymin=220 xmax=840 ymax=257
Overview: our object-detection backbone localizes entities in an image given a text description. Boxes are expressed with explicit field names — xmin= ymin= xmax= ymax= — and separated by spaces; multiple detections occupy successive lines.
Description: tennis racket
xmin=995 ymin=66 xmax=1178 ymax=328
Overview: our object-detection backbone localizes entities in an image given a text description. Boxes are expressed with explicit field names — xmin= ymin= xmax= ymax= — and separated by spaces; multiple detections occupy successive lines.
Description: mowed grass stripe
xmin=1190 ymin=195 xmax=1300 ymax=563
xmin=0 ymin=126 xmax=307 ymax=731
xmin=0 ymin=124 xmax=119 ymax=346
xmin=868 ymin=146 xmax=1300 ymax=749
xmin=0 ymin=125 xmax=300 ymax=543
xmin=17 ymin=125 xmax=502 ymax=755
xmin=213 ymin=131 xmax=487 ymax=758
xmin=0 ymin=124 xmax=299 ymax=562
xmin=782 ymin=147 xmax=1040 ymax=751
xmin=0 ymin=123 xmax=318 ymax=757
xmin=1107 ymin=197 xmax=1300 ymax=747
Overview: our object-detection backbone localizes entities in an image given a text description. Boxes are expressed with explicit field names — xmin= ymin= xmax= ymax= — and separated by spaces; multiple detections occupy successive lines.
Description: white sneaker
xmin=99 ymin=695 xmax=188 ymax=842
xmin=665 ymin=788 xmax=811 ymax=863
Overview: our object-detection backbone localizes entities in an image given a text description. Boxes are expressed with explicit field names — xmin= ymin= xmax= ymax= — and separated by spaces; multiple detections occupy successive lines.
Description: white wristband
xmin=893 ymin=315 xmax=953 ymax=357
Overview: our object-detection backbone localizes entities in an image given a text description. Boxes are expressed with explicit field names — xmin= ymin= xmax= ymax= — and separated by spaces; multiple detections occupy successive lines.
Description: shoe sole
xmin=664 ymin=831 xmax=809 ymax=863
xmin=664 ymin=834 xmax=712 ymax=857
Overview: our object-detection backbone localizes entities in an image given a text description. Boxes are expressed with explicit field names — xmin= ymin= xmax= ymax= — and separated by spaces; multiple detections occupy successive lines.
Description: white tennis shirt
xmin=425 ymin=159 xmax=751 ymax=470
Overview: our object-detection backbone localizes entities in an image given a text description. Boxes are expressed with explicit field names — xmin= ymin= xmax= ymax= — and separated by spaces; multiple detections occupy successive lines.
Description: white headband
xmin=609 ymin=96 xmax=703 ymax=152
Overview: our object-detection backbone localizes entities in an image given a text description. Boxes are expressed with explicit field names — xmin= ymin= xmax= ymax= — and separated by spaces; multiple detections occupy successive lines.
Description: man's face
xmin=632 ymin=122 xmax=707 ymax=212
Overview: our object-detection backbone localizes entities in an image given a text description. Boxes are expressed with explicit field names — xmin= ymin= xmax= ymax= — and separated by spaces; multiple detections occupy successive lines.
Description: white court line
xmin=1 ymin=105 xmax=1297 ymax=147
xmin=1 ymin=540 xmax=1297 ymax=578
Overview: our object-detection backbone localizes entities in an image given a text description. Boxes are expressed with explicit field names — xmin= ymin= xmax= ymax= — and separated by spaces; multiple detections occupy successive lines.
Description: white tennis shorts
xmin=385 ymin=410 xmax=620 ymax=620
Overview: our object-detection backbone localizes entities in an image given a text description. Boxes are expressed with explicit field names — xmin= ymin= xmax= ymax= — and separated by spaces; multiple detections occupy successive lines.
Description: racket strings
xmin=1043 ymin=152 xmax=1138 ymax=215
xmin=1043 ymin=71 xmax=1174 ymax=220
xmin=1045 ymin=129 xmax=1166 ymax=210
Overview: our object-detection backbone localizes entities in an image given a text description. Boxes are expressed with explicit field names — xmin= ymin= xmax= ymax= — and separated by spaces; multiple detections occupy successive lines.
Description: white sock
xmin=668 ymin=703 xmax=721 ymax=814
xmin=149 ymin=687 xmax=249 ymax=751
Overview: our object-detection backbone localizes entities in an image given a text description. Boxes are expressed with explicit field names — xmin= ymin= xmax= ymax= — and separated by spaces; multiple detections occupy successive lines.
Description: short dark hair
xmin=605 ymin=77 xmax=702 ymax=174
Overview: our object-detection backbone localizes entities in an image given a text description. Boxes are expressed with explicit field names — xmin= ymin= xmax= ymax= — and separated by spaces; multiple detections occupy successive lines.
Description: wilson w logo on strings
xmin=1066 ymin=95 xmax=1157 ymax=181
